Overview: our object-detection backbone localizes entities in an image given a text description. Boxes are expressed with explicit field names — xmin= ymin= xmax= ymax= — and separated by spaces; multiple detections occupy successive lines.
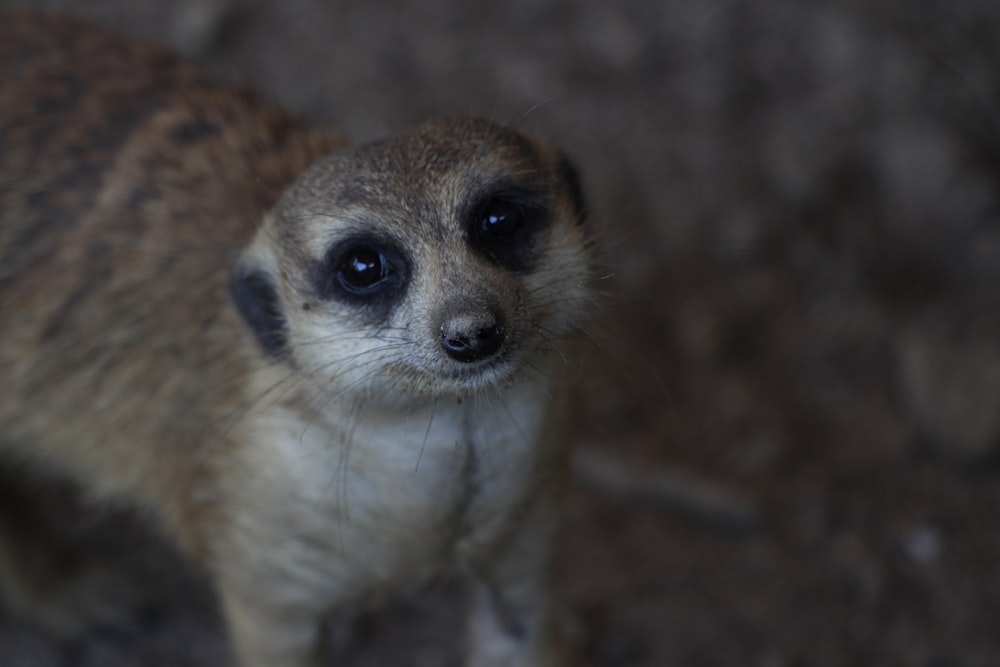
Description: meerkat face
xmin=231 ymin=118 xmax=590 ymax=404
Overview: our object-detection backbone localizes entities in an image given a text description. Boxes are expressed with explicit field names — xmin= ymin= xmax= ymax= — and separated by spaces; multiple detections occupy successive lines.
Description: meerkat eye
xmin=314 ymin=237 xmax=408 ymax=306
xmin=468 ymin=190 xmax=548 ymax=272
xmin=339 ymin=248 xmax=385 ymax=292
xmin=481 ymin=200 xmax=523 ymax=239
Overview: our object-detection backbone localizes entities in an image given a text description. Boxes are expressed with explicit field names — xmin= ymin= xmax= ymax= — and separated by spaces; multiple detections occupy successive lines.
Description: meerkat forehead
xmin=274 ymin=117 xmax=578 ymax=247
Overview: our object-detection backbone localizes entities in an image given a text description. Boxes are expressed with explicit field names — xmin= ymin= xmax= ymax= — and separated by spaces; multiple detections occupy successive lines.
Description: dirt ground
xmin=2 ymin=0 xmax=1000 ymax=665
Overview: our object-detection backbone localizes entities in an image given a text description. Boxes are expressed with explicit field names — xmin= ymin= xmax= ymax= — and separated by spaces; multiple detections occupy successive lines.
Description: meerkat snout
xmin=438 ymin=301 xmax=506 ymax=363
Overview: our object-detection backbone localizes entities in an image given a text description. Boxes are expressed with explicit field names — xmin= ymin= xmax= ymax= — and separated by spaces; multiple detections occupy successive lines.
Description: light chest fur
xmin=231 ymin=375 xmax=564 ymax=591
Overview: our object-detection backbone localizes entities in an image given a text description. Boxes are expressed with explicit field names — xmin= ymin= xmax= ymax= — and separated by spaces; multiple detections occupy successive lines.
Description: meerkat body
xmin=0 ymin=11 xmax=591 ymax=667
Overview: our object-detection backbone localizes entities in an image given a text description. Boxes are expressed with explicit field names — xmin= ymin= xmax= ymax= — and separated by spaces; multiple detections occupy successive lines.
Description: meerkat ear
xmin=558 ymin=154 xmax=587 ymax=224
xmin=229 ymin=249 xmax=289 ymax=360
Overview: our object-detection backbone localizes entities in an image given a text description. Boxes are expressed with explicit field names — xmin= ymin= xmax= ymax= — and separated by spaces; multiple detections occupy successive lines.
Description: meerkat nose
xmin=440 ymin=308 xmax=505 ymax=363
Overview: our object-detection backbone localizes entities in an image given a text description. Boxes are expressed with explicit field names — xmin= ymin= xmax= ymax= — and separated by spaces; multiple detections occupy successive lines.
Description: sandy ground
xmin=2 ymin=0 xmax=1000 ymax=665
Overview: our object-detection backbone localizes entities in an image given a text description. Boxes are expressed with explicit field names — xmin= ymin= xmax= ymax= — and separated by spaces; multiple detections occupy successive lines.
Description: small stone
xmin=901 ymin=526 xmax=943 ymax=566
xmin=171 ymin=0 xmax=238 ymax=57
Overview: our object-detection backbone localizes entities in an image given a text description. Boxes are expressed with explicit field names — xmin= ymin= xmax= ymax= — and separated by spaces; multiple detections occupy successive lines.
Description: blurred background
xmin=2 ymin=0 xmax=1000 ymax=665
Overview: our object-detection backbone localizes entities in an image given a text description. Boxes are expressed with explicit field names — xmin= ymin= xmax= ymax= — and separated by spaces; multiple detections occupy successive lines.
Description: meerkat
xmin=0 ymin=10 xmax=592 ymax=667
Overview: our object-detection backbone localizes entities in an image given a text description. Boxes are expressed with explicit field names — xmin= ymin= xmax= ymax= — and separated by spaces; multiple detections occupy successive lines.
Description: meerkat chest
xmin=238 ymin=381 xmax=555 ymax=576
xmin=350 ymin=396 xmax=547 ymax=530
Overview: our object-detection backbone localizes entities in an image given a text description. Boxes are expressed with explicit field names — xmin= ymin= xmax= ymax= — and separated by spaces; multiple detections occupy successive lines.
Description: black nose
xmin=440 ymin=310 xmax=505 ymax=363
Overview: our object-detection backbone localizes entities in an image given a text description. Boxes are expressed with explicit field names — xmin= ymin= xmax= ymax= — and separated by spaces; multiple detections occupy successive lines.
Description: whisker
xmin=415 ymin=396 xmax=439 ymax=472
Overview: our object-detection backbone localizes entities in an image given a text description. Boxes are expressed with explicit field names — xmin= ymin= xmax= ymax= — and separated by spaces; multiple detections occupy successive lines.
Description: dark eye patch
xmin=312 ymin=234 xmax=409 ymax=320
xmin=466 ymin=186 xmax=549 ymax=272
xmin=230 ymin=269 xmax=288 ymax=359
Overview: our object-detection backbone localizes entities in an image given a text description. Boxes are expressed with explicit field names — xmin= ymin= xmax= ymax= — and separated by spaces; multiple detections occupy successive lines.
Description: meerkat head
xmin=230 ymin=117 xmax=591 ymax=405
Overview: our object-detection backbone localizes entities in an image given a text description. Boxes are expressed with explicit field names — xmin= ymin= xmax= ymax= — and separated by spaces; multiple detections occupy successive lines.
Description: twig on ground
xmin=572 ymin=447 xmax=762 ymax=536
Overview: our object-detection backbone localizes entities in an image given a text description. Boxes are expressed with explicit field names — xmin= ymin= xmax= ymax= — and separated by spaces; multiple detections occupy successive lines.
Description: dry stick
xmin=572 ymin=447 xmax=762 ymax=536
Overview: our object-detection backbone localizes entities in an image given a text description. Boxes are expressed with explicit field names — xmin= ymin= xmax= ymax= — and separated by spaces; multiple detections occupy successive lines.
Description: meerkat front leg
xmin=216 ymin=564 xmax=333 ymax=667
xmin=465 ymin=492 xmax=567 ymax=667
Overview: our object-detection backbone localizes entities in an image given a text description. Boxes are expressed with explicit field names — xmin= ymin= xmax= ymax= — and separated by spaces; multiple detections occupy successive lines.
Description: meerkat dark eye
xmin=314 ymin=236 xmax=409 ymax=313
xmin=481 ymin=200 xmax=523 ymax=239
xmin=468 ymin=190 xmax=547 ymax=272
xmin=339 ymin=248 xmax=386 ymax=292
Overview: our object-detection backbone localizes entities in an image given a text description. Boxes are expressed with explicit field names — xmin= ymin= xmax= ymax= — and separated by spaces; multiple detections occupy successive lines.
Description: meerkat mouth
xmin=394 ymin=349 xmax=519 ymax=396
xmin=443 ymin=350 xmax=514 ymax=382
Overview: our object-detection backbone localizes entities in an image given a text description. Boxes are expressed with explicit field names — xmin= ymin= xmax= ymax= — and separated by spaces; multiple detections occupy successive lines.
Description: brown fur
xmin=0 ymin=11 xmax=592 ymax=667
xmin=0 ymin=11 xmax=344 ymax=552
